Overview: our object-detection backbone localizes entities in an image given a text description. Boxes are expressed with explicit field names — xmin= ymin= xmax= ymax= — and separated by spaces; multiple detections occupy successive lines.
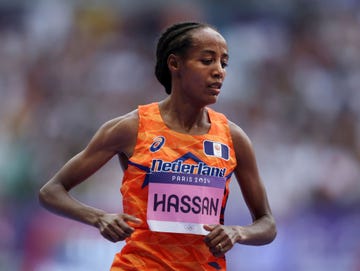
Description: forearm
xmin=235 ymin=214 xmax=276 ymax=246
xmin=39 ymin=180 xmax=105 ymax=228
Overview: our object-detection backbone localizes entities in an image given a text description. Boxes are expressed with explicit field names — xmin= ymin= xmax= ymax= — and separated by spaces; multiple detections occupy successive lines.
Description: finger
xmin=102 ymin=223 xmax=129 ymax=241
xmin=203 ymin=224 xmax=222 ymax=244
xmin=210 ymin=241 xmax=230 ymax=257
xmin=102 ymin=231 xmax=115 ymax=242
xmin=206 ymin=230 xmax=230 ymax=253
xmin=208 ymin=235 xmax=224 ymax=251
xmin=115 ymin=214 xmax=142 ymax=236
xmin=203 ymin=224 xmax=215 ymax=232
xmin=101 ymin=227 xmax=123 ymax=242
xmin=115 ymin=220 xmax=140 ymax=238
xmin=122 ymin=214 xmax=142 ymax=224
xmin=116 ymin=219 xmax=138 ymax=236
xmin=203 ymin=225 xmax=214 ymax=244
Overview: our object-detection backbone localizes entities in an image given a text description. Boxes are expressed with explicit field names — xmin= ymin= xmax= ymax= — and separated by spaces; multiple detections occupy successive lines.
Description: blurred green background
xmin=0 ymin=0 xmax=360 ymax=270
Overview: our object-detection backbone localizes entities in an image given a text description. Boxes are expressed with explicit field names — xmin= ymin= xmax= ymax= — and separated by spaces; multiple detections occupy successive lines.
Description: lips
xmin=208 ymin=82 xmax=222 ymax=95
xmin=209 ymin=82 xmax=222 ymax=89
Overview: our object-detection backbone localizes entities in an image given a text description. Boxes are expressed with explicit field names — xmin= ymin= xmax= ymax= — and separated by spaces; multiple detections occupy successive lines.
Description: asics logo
xmin=150 ymin=136 xmax=165 ymax=152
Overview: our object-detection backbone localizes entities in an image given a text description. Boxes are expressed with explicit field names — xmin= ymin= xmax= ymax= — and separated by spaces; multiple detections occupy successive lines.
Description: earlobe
xmin=167 ymin=54 xmax=179 ymax=72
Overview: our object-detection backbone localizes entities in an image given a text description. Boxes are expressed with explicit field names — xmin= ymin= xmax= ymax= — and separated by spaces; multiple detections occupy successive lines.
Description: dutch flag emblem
xmin=203 ymin=140 xmax=229 ymax=160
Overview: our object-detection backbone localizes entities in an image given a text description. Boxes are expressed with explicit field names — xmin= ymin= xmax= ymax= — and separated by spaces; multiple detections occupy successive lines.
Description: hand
xmin=97 ymin=213 xmax=142 ymax=242
xmin=203 ymin=224 xmax=239 ymax=257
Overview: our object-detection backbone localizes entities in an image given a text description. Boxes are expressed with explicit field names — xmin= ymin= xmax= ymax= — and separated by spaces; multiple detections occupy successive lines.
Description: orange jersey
xmin=110 ymin=103 xmax=237 ymax=270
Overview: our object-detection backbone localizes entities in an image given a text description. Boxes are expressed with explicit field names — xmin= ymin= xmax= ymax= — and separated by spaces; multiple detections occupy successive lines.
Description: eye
xmin=201 ymin=59 xmax=213 ymax=65
xmin=221 ymin=61 xmax=228 ymax=68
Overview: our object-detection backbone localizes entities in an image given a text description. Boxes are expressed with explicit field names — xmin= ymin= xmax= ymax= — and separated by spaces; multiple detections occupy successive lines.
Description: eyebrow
xmin=200 ymin=49 xmax=229 ymax=59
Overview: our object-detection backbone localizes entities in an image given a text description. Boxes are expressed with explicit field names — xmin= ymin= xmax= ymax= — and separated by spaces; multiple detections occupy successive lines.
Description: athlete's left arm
xmin=204 ymin=121 xmax=276 ymax=256
xmin=229 ymin=120 xmax=277 ymax=245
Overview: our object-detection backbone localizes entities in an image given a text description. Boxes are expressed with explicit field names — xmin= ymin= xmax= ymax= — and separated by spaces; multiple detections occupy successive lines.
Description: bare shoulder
xmin=101 ymin=109 xmax=139 ymax=137
xmin=228 ymin=120 xmax=252 ymax=150
xmin=227 ymin=120 xmax=258 ymax=166
xmin=89 ymin=109 xmax=139 ymax=157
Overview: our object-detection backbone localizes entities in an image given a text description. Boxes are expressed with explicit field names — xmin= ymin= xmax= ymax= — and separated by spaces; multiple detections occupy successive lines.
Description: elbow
xmin=38 ymin=183 xmax=56 ymax=210
xmin=38 ymin=179 xmax=69 ymax=213
xmin=38 ymin=185 xmax=49 ymax=208
xmin=255 ymin=213 xmax=277 ymax=245
xmin=270 ymin=223 xmax=277 ymax=243
xmin=267 ymin=215 xmax=277 ymax=244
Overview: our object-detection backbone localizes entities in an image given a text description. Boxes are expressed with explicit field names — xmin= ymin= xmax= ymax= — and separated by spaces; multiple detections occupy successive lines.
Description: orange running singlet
xmin=110 ymin=103 xmax=237 ymax=271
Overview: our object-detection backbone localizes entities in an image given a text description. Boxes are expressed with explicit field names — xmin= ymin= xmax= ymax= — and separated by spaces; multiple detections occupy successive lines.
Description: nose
xmin=212 ymin=61 xmax=225 ymax=79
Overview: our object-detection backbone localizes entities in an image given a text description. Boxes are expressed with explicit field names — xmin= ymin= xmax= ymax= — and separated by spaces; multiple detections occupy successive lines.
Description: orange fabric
xmin=111 ymin=103 xmax=237 ymax=270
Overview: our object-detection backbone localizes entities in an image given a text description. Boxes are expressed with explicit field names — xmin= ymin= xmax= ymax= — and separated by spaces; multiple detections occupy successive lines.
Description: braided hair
xmin=155 ymin=22 xmax=213 ymax=94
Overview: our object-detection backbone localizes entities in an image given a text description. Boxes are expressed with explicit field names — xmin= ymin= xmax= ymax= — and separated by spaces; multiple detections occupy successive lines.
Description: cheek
xmin=189 ymin=66 xmax=207 ymax=80
xmin=180 ymin=63 xmax=207 ymax=86
xmin=190 ymin=72 xmax=204 ymax=82
xmin=182 ymin=69 xmax=203 ymax=84
xmin=188 ymin=74 xmax=205 ymax=90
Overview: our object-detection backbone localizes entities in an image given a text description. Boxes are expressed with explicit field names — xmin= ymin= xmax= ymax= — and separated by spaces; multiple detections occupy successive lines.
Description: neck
xmin=159 ymin=97 xmax=210 ymax=134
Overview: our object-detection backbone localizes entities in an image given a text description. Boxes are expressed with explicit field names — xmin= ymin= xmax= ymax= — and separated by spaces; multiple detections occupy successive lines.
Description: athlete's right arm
xmin=39 ymin=110 xmax=142 ymax=242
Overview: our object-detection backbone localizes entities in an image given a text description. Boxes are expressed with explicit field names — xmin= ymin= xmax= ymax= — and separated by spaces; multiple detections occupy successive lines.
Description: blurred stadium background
xmin=0 ymin=0 xmax=360 ymax=270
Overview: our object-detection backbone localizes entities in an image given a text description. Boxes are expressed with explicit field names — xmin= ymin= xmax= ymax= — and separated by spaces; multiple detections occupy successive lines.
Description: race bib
xmin=147 ymin=172 xmax=226 ymax=235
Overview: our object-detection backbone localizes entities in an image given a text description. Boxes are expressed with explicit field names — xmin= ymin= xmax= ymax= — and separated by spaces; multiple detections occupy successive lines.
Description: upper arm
xmin=50 ymin=110 xmax=139 ymax=191
xmin=229 ymin=121 xmax=272 ymax=221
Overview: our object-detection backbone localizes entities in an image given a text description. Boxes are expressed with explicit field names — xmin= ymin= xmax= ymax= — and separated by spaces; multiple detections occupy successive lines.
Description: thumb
xmin=122 ymin=213 xmax=142 ymax=224
xmin=203 ymin=224 xmax=216 ymax=232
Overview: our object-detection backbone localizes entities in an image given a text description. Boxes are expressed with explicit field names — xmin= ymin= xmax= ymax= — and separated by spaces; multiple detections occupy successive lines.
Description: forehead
xmin=188 ymin=27 xmax=228 ymax=55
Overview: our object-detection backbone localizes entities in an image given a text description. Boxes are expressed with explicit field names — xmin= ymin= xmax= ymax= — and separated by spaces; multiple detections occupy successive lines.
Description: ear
xmin=167 ymin=54 xmax=180 ymax=72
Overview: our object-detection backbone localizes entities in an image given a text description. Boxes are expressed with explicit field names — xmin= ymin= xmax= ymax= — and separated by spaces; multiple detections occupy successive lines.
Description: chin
xmin=192 ymin=94 xmax=218 ymax=107
xmin=204 ymin=96 xmax=218 ymax=106
xmin=209 ymin=94 xmax=219 ymax=102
